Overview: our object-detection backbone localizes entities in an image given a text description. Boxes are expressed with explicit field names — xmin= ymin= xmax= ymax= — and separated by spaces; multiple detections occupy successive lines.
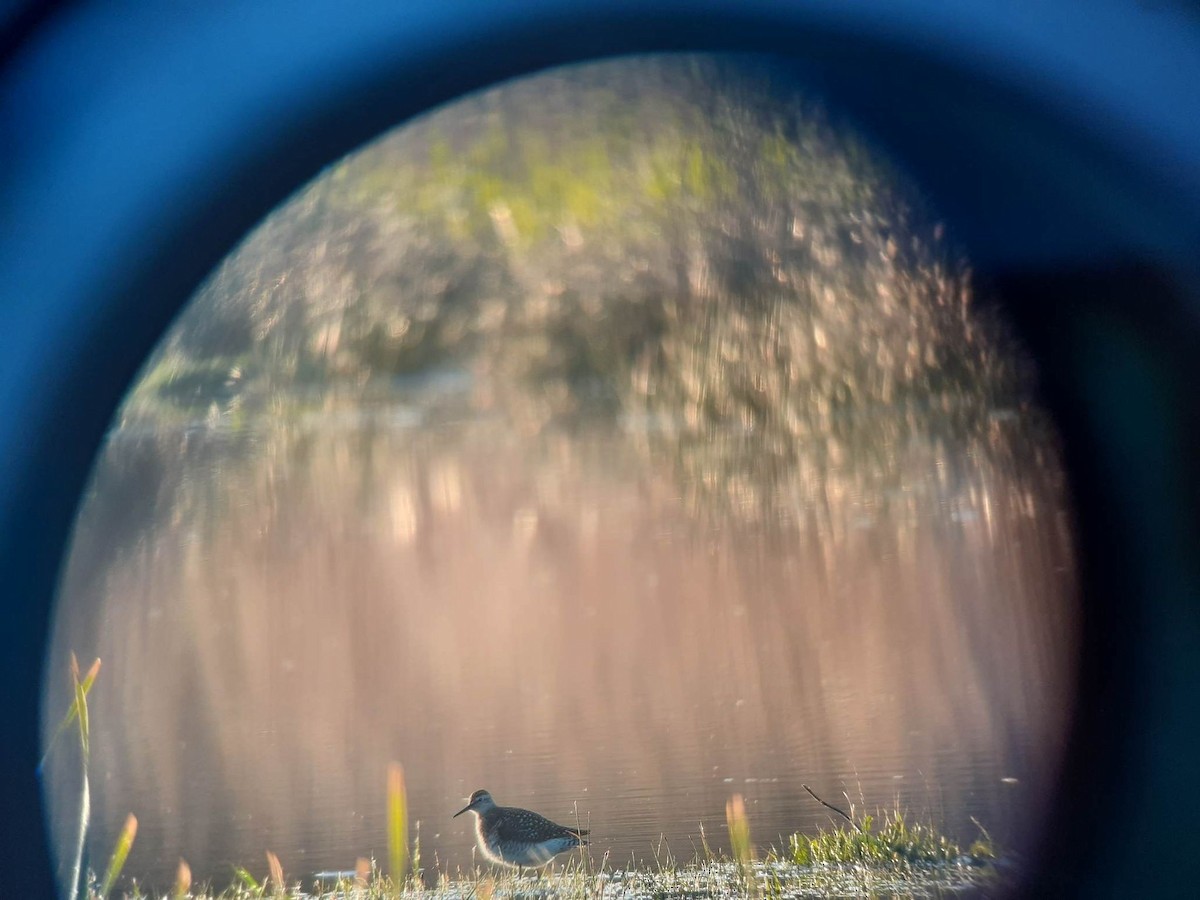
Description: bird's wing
xmin=495 ymin=808 xmax=586 ymax=843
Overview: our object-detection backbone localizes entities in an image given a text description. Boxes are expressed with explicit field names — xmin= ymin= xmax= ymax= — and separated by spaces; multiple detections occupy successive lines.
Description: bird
xmin=453 ymin=788 xmax=589 ymax=871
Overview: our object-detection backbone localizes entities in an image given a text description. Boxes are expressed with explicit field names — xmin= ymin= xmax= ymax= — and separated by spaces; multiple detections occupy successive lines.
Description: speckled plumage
xmin=453 ymin=789 xmax=589 ymax=869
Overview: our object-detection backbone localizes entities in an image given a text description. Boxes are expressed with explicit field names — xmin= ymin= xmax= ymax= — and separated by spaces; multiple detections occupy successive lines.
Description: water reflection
xmin=44 ymin=55 xmax=1076 ymax=891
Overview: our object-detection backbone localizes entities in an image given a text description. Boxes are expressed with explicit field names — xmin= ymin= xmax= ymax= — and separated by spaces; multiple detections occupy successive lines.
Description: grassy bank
xmin=91 ymin=850 xmax=1003 ymax=899
xmin=75 ymin=800 xmax=1004 ymax=899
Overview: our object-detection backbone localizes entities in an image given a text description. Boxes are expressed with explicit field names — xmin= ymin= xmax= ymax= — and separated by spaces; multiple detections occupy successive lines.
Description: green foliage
xmin=42 ymin=655 xmax=100 ymax=771
xmin=98 ymin=813 xmax=138 ymax=898
xmin=231 ymin=865 xmax=262 ymax=894
xmin=968 ymin=818 xmax=999 ymax=861
xmin=789 ymin=809 xmax=986 ymax=868
xmin=45 ymin=654 xmax=102 ymax=900
xmin=120 ymin=56 xmax=1015 ymax=498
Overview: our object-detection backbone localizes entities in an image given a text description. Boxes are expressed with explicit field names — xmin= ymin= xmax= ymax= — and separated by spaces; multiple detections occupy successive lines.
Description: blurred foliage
xmin=121 ymin=55 xmax=1037 ymax=526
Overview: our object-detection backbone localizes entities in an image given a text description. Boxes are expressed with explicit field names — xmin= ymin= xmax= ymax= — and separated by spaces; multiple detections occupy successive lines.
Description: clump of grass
xmin=231 ymin=864 xmax=263 ymax=896
xmin=968 ymin=817 xmax=999 ymax=862
xmin=787 ymin=787 xmax=998 ymax=870
xmin=790 ymin=809 xmax=967 ymax=867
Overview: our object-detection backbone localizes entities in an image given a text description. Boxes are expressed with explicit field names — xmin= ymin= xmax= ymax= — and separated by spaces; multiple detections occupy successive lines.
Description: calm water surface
xmin=46 ymin=392 xmax=1074 ymax=887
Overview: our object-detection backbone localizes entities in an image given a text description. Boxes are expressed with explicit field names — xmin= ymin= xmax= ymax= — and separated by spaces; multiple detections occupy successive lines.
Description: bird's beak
xmin=453 ymin=802 xmax=472 ymax=818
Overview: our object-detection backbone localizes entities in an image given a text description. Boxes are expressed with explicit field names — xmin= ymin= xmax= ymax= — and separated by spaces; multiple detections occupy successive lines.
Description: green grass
xmin=80 ymin=812 xmax=1002 ymax=899
xmin=789 ymin=809 xmax=991 ymax=868
xmin=98 ymin=814 xmax=138 ymax=898
xmin=89 ymin=856 xmax=1001 ymax=900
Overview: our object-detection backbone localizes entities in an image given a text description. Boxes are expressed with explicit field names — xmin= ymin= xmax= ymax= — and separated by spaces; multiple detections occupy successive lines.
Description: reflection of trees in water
xmin=47 ymin=56 xmax=1077 ymax=888
xmin=50 ymin=405 xmax=1074 ymax=888
xmin=125 ymin=56 xmax=1028 ymax=528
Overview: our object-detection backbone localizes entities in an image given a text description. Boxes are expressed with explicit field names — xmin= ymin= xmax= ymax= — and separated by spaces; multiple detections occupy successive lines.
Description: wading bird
xmin=453 ymin=789 xmax=589 ymax=872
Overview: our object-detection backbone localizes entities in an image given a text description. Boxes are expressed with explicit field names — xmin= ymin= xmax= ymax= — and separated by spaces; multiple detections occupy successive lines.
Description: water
xmin=41 ymin=55 xmax=1077 ymax=892
xmin=44 ymin=390 xmax=1074 ymax=888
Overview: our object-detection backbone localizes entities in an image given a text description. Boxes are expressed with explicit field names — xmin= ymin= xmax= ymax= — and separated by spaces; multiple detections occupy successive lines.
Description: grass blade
xmin=387 ymin=761 xmax=409 ymax=892
xmin=73 ymin=672 xmax=90 ymax=760
xmin=173 ymin=859 xmax=192 ymax=900
xmin=726 ymin=793 xmax=753 ymax=866
xmin=40 ymin=657 xmax=102 ymax=772
xmin=354 ymin=857 xmax=371 ymax=890
xmin=233 ymin=865 xmax=261 ymax=893
xmin=99 ymin=813 xmax=138 ymax=898
xmin=81 ymin=657 xmax=102 ymax=693
xmin=726 ymin=793 xmax=757 ymax=897
xmin=266 ymin=850 xmax=284 ymax=896
xmin=67 ymin=769 xmax=89 ymax=900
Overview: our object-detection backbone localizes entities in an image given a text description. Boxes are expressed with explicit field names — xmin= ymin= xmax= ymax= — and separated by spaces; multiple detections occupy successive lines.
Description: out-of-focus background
xmin=43 ymin=57 xmax=1076 ymax=888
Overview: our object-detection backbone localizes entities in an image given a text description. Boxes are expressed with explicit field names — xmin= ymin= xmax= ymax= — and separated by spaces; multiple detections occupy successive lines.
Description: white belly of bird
xmin=477 ymin=826 xmax=575 ymax=868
